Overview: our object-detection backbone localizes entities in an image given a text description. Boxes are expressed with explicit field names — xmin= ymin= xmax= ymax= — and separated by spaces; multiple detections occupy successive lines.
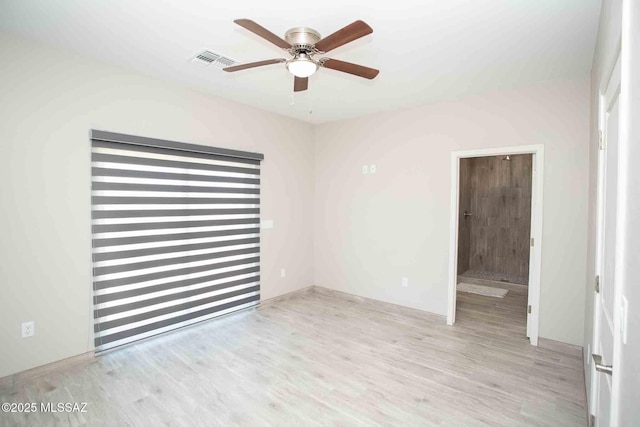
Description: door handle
xmin=592 ymin=354 xmax=613 ymax=375
xmin=463 ymin=211 xmax=472 ymax=217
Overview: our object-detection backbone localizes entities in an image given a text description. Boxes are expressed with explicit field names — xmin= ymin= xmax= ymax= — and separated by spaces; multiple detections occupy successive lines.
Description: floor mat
xmin=457 ymin=282 xmax=509 ymax=298
xmin=460 ymin=269 xmax=528 ymax=285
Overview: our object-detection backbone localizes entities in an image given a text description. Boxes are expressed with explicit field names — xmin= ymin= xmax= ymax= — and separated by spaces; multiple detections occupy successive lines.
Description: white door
xmin=590 ymin=54 xmax=621 ymax=427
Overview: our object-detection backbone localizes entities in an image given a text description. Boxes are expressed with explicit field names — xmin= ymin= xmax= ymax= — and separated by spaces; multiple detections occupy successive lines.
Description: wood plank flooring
xmin=0 ymin=288 xmax=586 ymax=426
xmin=456 ymin=279 xmax=529 ymax=337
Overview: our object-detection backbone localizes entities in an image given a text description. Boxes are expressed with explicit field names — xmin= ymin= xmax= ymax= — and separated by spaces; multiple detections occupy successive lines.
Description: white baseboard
xmin=537 ymin=337 xmax=583 ymax=356
xmin=260 ymin=286 xmax=315 ymax=306
xmin=312 ymin=286 xmax=446 ymax=323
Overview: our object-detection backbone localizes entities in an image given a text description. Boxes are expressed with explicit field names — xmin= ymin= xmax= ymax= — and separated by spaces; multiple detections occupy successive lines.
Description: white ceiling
xmin=0 ymin=0 xmax=601 ymax=123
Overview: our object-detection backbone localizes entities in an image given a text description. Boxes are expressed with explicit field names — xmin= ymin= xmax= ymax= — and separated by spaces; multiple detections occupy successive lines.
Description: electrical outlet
xmin=22 ymin=321 xmax=35 ymax=338
xmin=370 ymin=164 xmax=377 ymax=174
xmin=280 ymin=268 xmax=286 ymax=278
xmin=401 ymin=277 xmax=409 ymax=287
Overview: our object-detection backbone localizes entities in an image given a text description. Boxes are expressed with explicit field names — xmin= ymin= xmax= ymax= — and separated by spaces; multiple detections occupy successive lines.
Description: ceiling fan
xmin=224 ymin=19 xmax=379 ymax=92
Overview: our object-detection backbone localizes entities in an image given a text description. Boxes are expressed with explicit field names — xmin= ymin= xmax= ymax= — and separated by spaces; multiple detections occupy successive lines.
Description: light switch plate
xmin=362 ymin=165 xmax=369 ymax=175
xmin=261 ymin=220 xmax=274 ymax=229
xmin=370 ymin=164 xmax=377 ymax=174
xmin=21 ymin=321 xmax=34 ymax=338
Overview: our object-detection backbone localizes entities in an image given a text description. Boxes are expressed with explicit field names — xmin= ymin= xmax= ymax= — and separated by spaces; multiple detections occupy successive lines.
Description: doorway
xmin=447 ymin=145 xmax=544 ymax=345
xmin=457 ymin=154 xmax=532 ymax=286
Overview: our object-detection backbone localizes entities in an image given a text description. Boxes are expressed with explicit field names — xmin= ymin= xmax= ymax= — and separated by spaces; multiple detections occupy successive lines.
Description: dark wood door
xmin=459 ymin=154 xmax=532 ymax=281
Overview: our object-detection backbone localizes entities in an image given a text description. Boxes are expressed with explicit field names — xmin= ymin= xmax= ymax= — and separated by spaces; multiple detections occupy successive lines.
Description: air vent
xmin=213 ymin=56 xmax=236 ymax=68
xmin=191 ymin=50 xmax=220 ymax=66
xmin=190 ymin=50 xmax=236 ymax=69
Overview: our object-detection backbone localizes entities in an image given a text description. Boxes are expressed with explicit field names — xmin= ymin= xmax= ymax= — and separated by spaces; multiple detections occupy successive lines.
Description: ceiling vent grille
xmin=191 ymin=50 xmax=219 ymax=66
xmin=214 ymin=56 xmax=236 ymax=68
xmin=191 ymin=50 xmax=236 ymax=69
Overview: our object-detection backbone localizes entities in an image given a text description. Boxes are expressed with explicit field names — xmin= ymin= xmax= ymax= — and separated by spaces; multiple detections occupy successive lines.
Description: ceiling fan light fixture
xmin=286 ymin=54 xmax=318 ymax=78
xmin=226 ymin=19 xmax=379 ymax=92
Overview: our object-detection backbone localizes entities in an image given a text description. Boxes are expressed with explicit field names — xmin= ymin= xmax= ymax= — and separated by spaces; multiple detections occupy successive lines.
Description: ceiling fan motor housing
xmin=285 ymin=27 xmax=321 ymax=52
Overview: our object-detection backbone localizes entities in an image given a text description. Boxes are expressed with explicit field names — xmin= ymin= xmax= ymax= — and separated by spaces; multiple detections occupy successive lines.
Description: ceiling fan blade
xmin=294 ymin=77 xmax=308 ymax=92
xmin=223 ymin=59 xmax=286 ymax=72
xmin=314 ymin=20 xmax=373 ymax=53
xmin=320 ymin=59 xmax=379 ymax=79
xmin=234 ymin=19 xmax=291 ymax=49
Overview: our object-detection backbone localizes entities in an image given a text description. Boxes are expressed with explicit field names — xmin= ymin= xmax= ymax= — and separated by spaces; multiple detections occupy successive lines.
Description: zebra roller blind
xmin=90 ymin=130 xmax=263 ymax=352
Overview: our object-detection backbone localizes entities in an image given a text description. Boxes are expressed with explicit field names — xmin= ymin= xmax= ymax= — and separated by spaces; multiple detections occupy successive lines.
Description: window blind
xmin=90 ymin=130 xmax=263 ymax=352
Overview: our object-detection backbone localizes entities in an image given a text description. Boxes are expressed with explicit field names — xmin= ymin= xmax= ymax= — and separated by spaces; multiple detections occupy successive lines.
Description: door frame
xmin=446 ymin=144 xmax=544 ymax=346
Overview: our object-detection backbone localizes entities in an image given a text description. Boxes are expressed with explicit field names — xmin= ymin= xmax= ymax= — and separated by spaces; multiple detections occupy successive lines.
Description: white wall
xmin=583 ymin=0 xmax=622 ymax=407
xmin=0 ymin=33 xmax=315 ymax=378
xmin=314 ymin=77 xmax=590 ymax=346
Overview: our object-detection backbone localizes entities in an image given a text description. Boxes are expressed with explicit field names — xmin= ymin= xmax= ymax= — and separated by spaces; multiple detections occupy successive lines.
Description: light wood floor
xmin=0 ymin=288 xmax=586 ymax=426
xmin=456 ymin=278 xmax=529 ymax=338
